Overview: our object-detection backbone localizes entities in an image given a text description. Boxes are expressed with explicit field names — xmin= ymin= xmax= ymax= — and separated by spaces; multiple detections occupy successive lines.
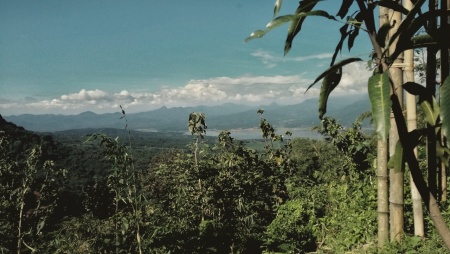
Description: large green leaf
xmin=284 ymin=0 xmax=321 ymax=55
xmin=244 ymin=10 xmax=334 ymax=43
xmin=319 ymin=67 xmax=342 ymax=119
xmin=441 ymin=76 xmax=450 ymax=147
xmin=305 ymin=57 xmax=362 ymax=92
xmin=368 ymin=72 xmax=391 ymax=141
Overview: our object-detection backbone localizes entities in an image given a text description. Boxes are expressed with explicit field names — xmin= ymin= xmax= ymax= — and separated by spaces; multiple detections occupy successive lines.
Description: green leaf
xmin=331 ymin=23 xmax=350 ymax=66
xmin=284 ymin=0 xmax=322 ymax=55
xmin=387 ymin=0 xmax=425 ymax=51
xmin=368 ymin=72 xmax=391 ymax=141
xmin=437 ymin=142 xmax=450 ymax=167
xmin=244 ymin=30 xmax=266 ymax=43
xmin=441 ymin=76 xmax=450 ymax=147
xmin=347 ymin=12 xmax=363 ymax=51
xmin=245 ymin=10 xmax=334 ymax=44
xmin=319 ymin=68 xmax=342 ymax=119
xmin=376 ymin=22 xmax=392 ymax=48
xmin=336 ymin=0 xmax=354 ymax=19
xmin=404 ymin=82 xmax=439 ymax=126
xmin=419 ymin=100 xmax=439 ymax=126
xmin=306 ymin=57 xmax=362 ymax=92
xmin=388 ymin=9 xmax=450 ymax=61
xmin=266 ymin=15 xmax=296 ymax=30
xmin=411 ymin=33 xmax=439 ymax=48
xmin=388 ymin=140 xmax=404 ymax=173
xmin=273 ymin=0 xmax=283 ymax=17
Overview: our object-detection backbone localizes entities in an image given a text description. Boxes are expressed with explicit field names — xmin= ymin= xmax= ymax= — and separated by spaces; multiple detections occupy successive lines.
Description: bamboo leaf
xmin=274 ymin=0 xmax=283 ymax=17
xmin=306 ymin=57 xmax=362 ymax=92
xmin=368 ymin=72 xmax=391 ymax=141
xmin=441 ymin=76 xmax=450 ymax=147
xmin=319 ymin=68 xmax=342 ymax=119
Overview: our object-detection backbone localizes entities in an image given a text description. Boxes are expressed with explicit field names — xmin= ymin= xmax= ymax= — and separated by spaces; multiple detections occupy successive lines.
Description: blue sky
xmin=0 ymin=0 xmax=373 ymax=115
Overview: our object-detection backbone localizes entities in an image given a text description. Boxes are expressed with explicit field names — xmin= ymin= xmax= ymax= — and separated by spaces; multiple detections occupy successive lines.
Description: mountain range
xmin=3 ymin=95 xmax=371 ymax=133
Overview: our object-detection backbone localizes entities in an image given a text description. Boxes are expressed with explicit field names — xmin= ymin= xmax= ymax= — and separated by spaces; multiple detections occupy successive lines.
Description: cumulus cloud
xmin=1 ymin=63 xmax=371 ymax=115
xmin=60 ymin=89 xmax=110 ymax=101
xmin=337 ymin=61 xmax=372 ymax=94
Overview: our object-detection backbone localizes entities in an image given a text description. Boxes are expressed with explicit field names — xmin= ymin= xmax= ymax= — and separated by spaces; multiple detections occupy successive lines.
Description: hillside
xmin=3 ymin=95 xmax=370 ymax=132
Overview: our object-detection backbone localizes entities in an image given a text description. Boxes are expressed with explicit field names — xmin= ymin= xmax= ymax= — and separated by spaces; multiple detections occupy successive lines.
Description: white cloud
xmin=337 ymin=61 xmax=372 ymax=94
xmin=1 ymin=63 xmax=371 ymax=115
xmin=60 ymin=89 xmax=110 ymax=101
xmin=251 ymin=49 xmax=333 ymax=68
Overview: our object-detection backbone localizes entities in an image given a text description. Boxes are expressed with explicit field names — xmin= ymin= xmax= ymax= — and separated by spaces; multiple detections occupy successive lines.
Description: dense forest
xmin=1 ymin=110 xmax=449 ymax=253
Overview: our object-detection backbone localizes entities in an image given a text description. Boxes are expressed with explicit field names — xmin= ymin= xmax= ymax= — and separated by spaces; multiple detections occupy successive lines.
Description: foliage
xmin=4 ymin=106 xmax=450 ymax=252
xmin=0 ymin=125 xmax=66 ymax=253
xmin=263 ymin=116 xmax=377 ymax=253
xmin=143 ymin=113 xmax=291 ymax=253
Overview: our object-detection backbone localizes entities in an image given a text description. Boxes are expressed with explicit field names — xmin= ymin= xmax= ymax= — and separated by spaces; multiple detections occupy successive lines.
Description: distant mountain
xmin=3 ymin=95 xmax=371 ymax=132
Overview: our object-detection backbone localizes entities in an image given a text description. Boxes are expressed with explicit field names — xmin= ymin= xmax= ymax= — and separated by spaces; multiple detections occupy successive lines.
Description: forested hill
xmin=0 ymin=114 xmax=61 ymax=163
xmin=4 ymin=95 xmax=370 ymax=132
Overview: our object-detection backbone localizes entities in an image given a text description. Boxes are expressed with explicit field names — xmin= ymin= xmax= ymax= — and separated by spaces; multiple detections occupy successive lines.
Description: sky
xmin=0 ymin=0 xmax=374 ymax=116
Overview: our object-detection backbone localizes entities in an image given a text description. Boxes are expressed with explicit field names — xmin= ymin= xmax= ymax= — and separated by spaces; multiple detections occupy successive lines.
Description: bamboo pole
xmin=378 ymin=5 xmax=390 ymax=247
xmin=388 ymin=2 xmax=404 ymax=242
xmin=404 ymin=0 xmax=425 ymax=237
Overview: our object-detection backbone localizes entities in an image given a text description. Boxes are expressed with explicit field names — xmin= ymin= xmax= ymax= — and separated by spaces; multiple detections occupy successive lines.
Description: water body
xmin=203 ymin=128 xmax=323 ymax=140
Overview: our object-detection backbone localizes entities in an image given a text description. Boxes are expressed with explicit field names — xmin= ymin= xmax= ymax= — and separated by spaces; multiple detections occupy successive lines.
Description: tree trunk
xmin=405 ymin=0 xmax=424 ymax=238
